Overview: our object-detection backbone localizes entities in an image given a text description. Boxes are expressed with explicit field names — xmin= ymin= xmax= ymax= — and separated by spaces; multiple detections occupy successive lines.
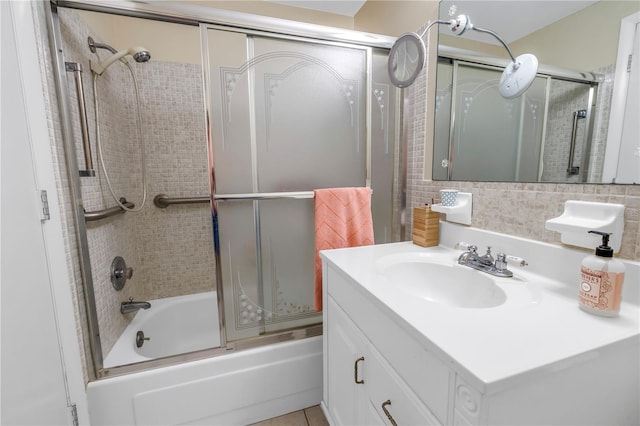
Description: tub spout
xmin=121 ymin=297 xmax=151 ymax=314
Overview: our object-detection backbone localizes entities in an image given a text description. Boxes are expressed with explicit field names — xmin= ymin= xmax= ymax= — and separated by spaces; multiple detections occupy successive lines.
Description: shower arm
xmin=470 ymin=26 xmax=517 ymax=65
xmin=418 ymin=19 xmax=455 ymax=39
xmin=421 ymin=18 xmax=517 ymax=66
xmin=88 ymin=36 xmax=117 ymax=54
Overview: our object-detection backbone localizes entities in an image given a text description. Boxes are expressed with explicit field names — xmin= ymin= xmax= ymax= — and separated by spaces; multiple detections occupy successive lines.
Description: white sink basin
xmin=377 ymin=252 xmax=507 ymax=309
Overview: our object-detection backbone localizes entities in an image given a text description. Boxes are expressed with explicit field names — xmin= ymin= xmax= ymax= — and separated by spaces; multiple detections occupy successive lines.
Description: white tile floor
xmin=250 ymin=405 xmax=328 ymax=426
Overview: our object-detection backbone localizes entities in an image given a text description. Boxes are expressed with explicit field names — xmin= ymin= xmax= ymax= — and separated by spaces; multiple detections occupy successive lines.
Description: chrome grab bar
xmin=567 ymin=109 xmax=586 ymax=175
xmin=154 ymin=194 xmax=210 ymax=208
xmin=65 ymin=62 xmax=95 ymax=177
xmin=84 ymin=198 xmax=134 ymax=222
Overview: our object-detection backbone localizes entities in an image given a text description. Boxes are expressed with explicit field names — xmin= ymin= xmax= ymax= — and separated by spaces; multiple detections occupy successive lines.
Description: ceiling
xmin=269 ymin=0 xmax=599 ymax=44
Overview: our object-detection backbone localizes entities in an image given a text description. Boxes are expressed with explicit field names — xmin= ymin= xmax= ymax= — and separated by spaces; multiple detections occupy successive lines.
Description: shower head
xmin=88 ymin=37 xmax=151 ymax=76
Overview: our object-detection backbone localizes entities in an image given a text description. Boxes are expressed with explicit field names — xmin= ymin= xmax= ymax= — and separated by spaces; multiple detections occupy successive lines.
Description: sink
xmin=377 ymin=253 xmax=507 ymax=309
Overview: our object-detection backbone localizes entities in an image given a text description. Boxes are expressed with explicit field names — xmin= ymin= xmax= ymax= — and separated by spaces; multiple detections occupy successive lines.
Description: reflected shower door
xmin=205 ymin=28 xmax=372 ymax=342
xmin=434 ymin=61 xmax=545 ymax=182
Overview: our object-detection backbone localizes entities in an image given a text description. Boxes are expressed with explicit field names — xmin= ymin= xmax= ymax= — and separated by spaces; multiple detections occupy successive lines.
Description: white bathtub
xmin=103 ymin=291 xmax=221 ymax=368
xmin=89 ymin=291 xmax=323 ymax=425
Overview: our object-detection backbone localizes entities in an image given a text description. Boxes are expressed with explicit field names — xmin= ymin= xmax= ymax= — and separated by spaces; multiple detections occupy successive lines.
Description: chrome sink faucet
xmin=121 ymin=297 xmax=151 ymax=314
xmin=456 ymin=242 xmax=527 ymax=278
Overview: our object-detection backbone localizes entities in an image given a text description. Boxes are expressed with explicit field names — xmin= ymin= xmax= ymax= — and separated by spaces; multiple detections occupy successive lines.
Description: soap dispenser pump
xmin=579 ymin=231 xmax=625 ymax=317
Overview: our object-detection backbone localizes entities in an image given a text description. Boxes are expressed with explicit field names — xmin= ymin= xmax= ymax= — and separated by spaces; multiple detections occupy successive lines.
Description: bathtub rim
xmin=99 ymin=323 xmax=322 ymax=379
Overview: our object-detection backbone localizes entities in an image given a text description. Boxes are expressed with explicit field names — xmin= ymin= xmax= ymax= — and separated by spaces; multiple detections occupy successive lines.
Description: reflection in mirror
xmin=433 ymin=1 xmax=640 ymax=184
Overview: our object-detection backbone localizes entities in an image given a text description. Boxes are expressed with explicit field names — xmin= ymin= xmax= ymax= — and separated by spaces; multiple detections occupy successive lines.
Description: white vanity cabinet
xmin=323 ymin=265 xmax=450 ymax=426
xmin=321 ymin=241 xmax=640 ymax=426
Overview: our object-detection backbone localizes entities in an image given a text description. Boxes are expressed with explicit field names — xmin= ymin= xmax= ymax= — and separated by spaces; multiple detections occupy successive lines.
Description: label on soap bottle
xmin=579 ymin=266 xmax=624 ymax=313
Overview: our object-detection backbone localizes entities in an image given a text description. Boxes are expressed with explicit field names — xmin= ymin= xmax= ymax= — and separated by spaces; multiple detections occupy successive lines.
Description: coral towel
xmin=314 ymin=187 xmax=374 ymax=311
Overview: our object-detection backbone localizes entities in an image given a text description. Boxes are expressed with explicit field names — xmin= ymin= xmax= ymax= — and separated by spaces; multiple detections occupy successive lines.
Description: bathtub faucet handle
xmin=111 ymin=256 xmax=133 ymax=291
xmin=117 ymin=266 xmax=133 ymax=280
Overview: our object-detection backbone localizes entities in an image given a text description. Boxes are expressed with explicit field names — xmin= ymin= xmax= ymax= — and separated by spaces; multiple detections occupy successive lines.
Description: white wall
xmin=1 ymin=1 xmax=88 ymax=423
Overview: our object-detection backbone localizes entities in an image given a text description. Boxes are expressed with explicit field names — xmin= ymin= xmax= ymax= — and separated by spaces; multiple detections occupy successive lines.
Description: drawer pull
xmin=354 ymin=356 xmax=365 ymax=384
xmin=381 ymin=400 xmax=398 ymax=426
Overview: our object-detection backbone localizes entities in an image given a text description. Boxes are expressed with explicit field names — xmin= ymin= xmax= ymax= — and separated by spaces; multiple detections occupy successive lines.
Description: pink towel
xmin=314 ymin=187 xmax=374 ymax=311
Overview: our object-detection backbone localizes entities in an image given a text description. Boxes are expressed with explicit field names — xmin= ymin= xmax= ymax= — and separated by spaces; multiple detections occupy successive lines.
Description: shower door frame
xmin=49 ymin=0 xmax=399 ymax=379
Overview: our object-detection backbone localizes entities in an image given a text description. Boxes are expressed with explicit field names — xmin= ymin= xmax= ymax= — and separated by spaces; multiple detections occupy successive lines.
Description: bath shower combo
xmin=47 ymin=2 xmax=399 ymax=423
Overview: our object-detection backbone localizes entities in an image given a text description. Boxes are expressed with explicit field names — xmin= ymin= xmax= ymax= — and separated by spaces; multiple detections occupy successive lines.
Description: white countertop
xmin=320 ymin=226 xmax=640 ymax=393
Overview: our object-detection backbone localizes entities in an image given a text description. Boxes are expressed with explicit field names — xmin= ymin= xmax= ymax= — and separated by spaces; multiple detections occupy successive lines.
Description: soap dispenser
xmin=579 ymin=231 xmax=625 ymax=317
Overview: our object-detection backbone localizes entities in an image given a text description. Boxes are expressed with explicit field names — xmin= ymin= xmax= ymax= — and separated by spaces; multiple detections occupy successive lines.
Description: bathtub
xmin=103 ymin=291 xmax=221 ymax=368
xmin=88 ymin=291 xmax=323 ymax=425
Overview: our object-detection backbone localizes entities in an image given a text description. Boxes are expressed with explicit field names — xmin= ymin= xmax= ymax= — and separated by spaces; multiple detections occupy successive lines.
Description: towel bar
xmin=214 ymin=191 xmax=315 ymax=201
xmin=154 ymin=189 xmax=371 ymax=208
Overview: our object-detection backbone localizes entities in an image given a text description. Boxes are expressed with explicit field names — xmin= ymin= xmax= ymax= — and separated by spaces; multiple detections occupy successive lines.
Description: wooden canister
xmin=412 ymin=205 xmax=440 ymax=247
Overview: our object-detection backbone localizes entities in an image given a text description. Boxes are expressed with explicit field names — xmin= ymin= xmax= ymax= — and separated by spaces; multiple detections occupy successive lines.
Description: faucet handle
xmin=496 ymin=253 xmax=528 ymax=270
xmin=505 ymin=255 xmax=527 ymax=267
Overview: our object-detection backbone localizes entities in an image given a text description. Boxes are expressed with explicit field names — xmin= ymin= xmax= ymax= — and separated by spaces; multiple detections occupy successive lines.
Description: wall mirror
xmin=432 ymin=0 xmax=639 ymax=184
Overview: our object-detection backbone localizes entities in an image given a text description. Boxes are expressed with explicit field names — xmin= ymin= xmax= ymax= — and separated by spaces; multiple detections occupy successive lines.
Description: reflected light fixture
xmin=388 ymin=15 xmax=539 ymax=98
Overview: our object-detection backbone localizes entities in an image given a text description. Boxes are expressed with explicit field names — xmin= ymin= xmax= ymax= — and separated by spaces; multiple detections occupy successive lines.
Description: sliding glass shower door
xmin=204 ymin=27 xmax=395 ymax=343
xmin=433 ymin=61 xmax=546 ymax=182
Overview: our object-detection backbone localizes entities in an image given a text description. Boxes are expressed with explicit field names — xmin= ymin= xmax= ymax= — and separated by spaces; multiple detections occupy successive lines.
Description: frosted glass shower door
xmin=434 ymin=62 xmax=545 ymax=182
xmin=205 ymin=28 xmax=369 ymax=342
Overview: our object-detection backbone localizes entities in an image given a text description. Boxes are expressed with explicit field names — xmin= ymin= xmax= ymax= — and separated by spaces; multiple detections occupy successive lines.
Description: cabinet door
xmin=327 ymin=297 xmax=368 ymax=425
xmin=367 ymin=348 xmax=441 ymax=426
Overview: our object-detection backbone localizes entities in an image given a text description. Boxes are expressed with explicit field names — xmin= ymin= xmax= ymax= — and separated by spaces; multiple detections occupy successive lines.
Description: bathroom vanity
xmin=321 ymin=223 xmax=639 ymax=425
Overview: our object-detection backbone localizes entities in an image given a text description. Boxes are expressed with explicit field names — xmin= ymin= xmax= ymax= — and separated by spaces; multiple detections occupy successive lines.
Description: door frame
xmin=602 ymin=11 xmax=640 ymax=183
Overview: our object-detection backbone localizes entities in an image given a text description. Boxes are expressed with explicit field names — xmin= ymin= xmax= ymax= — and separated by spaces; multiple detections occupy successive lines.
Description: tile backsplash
xmin=417 ymin=182 xmax=639 ymax=260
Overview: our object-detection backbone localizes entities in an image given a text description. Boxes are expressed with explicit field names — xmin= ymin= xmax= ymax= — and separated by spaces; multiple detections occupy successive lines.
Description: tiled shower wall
xmin=51 ymin=8 xmax=215 ymax=361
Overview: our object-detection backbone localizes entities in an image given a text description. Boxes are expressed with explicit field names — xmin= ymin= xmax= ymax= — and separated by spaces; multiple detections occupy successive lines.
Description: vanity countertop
xmin=321 ymin=238 xmax=640 ymax=394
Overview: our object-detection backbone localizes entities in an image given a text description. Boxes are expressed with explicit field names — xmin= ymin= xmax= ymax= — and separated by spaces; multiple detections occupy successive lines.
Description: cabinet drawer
xmin=368 ymin=348 xmax=441 ymax=426
xmin=327 ymin=266 xmax=450 ymax=423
